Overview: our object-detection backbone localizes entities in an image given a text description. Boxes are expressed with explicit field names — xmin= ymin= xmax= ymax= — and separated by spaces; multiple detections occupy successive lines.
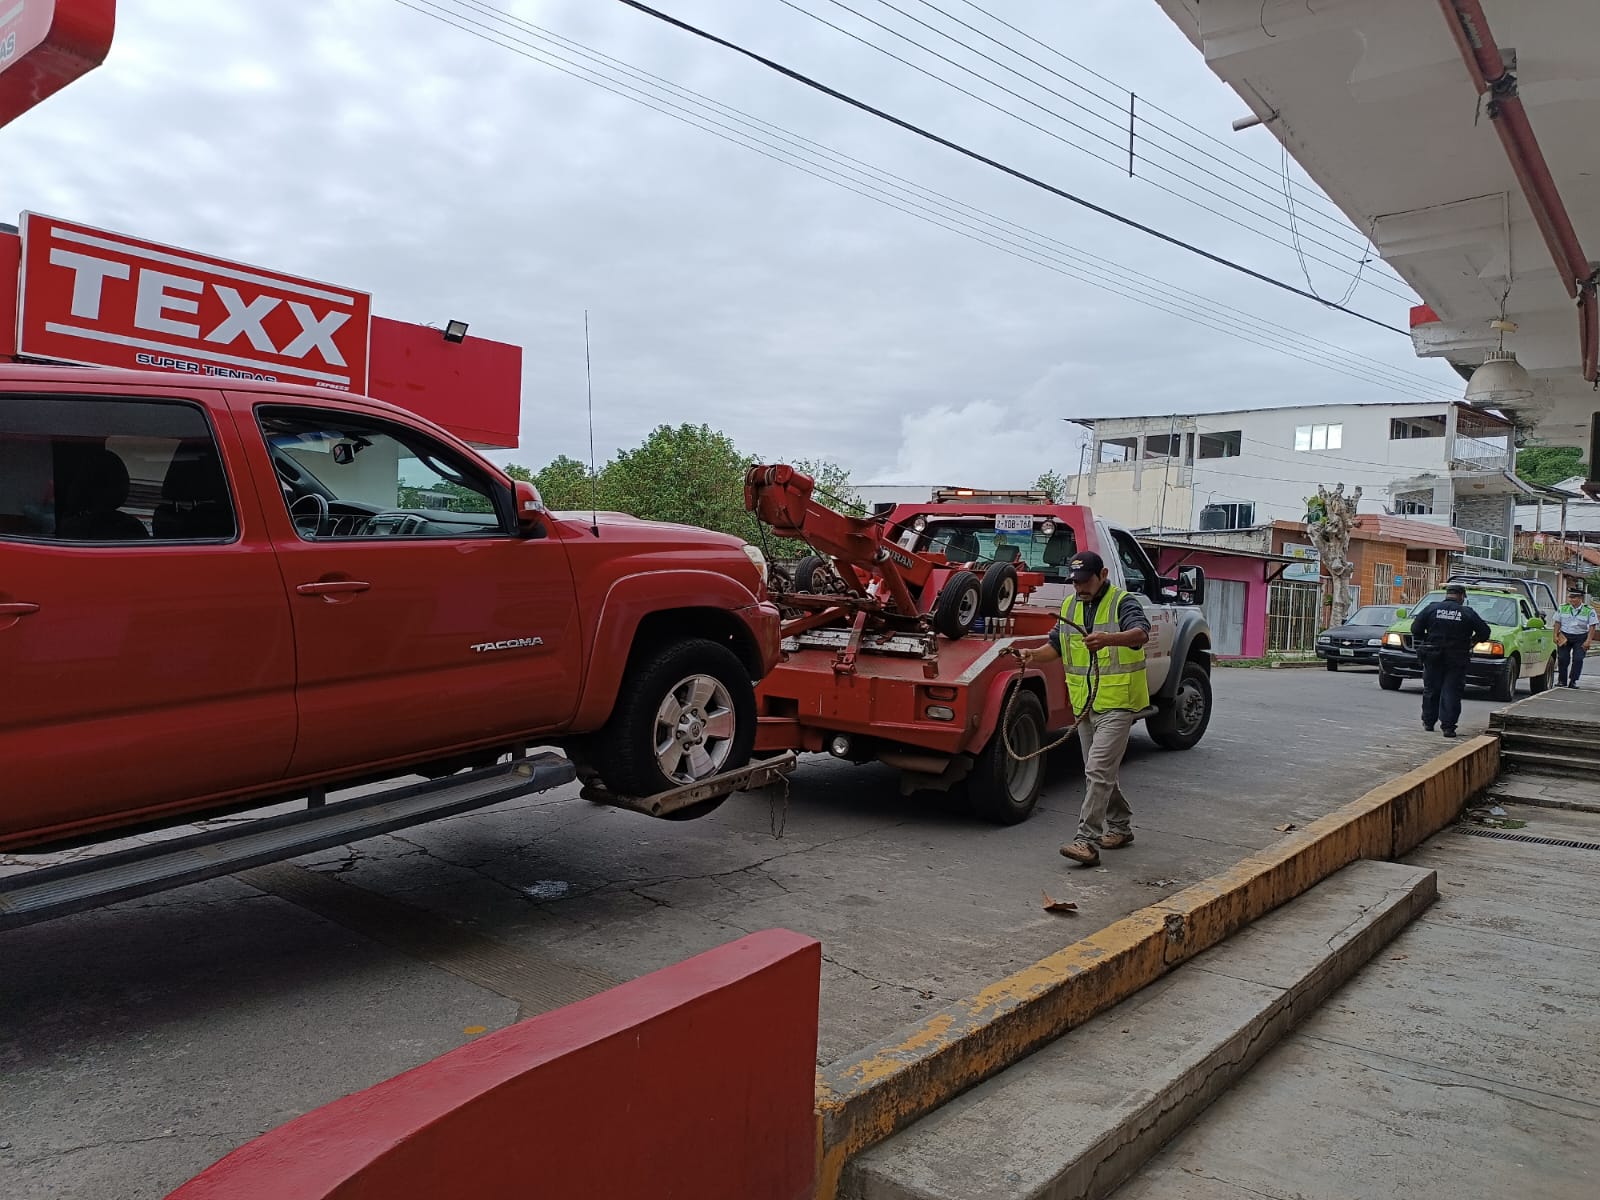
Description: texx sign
xmin=16 ymin=213 xmax=372 ymax=391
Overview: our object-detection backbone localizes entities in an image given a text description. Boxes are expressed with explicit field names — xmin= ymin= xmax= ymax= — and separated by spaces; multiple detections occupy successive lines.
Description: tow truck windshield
xmin=918 ymin=519 xmax=1078 ymax=581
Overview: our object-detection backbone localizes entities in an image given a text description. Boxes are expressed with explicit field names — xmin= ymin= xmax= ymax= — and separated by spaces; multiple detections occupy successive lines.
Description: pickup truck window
xmin=0 ymin=396 xmax=235 ymax=543
xmin=258 ymin=408 xmax=509 ymax=540
xmin=1108 ymin=528 xmax=1157 ymax=597
xmin=918 ymin=520 xmax=1078 ymax=581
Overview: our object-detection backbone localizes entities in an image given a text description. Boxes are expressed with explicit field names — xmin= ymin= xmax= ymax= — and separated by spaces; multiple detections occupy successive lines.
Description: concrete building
xmin=1066 ymin=400 xmax=1533 ymax=567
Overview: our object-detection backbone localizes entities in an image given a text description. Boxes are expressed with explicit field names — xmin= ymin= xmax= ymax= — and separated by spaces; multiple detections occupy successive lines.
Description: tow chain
xmin=1000 ymin=618 xmax=1101 ymax=763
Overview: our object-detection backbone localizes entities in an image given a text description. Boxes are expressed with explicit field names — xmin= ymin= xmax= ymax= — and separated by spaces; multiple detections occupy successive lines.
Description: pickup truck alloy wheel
xmin=656 ymin=674 xmax=737 ymax=784
xmin=595 ymin=638 xmax=758 ymax=800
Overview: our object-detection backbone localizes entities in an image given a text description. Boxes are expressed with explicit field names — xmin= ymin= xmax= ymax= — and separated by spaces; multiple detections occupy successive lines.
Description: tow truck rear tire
xmin=595 ymin=638 xmax=757 ymax=803
xmin=933 ymin=570 xmax=982 ymax=639
xmin=969 ymin=688 xmax=1046 ymax=825
xmin=1147 ymin=660 xmax=1212 ymax=751
xmin=980 ymin=562 xmax=1020 ymax=617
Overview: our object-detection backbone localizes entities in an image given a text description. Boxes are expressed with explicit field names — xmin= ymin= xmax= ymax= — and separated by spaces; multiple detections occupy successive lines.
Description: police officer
xmin=1411 ymin=583 xmax=1490 ymax=738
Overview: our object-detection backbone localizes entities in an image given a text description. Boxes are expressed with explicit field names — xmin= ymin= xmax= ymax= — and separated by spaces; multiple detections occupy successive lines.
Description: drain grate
xmin=1455 ymin=825 xmax=1600 ymax=851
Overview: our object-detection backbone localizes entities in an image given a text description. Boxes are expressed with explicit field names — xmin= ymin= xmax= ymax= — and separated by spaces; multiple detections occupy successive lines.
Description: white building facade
xmin=1065 ymin=401 xmax=1530 ymax=564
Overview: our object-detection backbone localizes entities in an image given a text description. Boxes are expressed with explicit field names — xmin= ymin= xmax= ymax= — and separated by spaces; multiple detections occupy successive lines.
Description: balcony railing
xmin=1458 ymin=529 xmax=1511 ymax=562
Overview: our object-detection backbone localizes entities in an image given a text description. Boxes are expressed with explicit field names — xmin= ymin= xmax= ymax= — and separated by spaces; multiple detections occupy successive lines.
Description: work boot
xmin=1101 ymin=831 xmax=1135 ymax=850
xmin=1060 ymin=840 xmax=1101 ymax=866
xmin=1423 ymin=723 xmax=1435 ymax=732
xmin=1442 ymin=728 xmax=1458 ymax=739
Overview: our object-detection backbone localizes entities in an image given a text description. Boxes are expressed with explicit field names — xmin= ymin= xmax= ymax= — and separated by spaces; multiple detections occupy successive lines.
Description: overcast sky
xmin=2 ymin=0 xmax=1464 ymax=485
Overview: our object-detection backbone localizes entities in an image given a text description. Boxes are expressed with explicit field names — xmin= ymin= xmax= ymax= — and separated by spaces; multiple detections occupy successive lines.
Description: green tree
xmin=1516 ymin=445 xmax=1585 ymax=488
xmin=604 ymin=424 xmax=752 ymax=535
xmin=503 ymin=463 xmax=534 ymax=483
xmin=1033 ymin=470 xmax=1068 ymax=502
xmin=531 ymin=455 xmax=603 ymax=513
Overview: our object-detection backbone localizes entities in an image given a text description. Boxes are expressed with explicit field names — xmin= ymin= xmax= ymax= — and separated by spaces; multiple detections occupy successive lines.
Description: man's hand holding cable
xmin=1014 ymin=643 xmax=1059 ymax=668
xmin=1083 ymin=628 xmax=1149 ymax=653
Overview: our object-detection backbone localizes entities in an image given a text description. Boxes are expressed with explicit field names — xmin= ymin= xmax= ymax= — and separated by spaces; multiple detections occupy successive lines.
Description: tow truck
xmin=742 ymin=468 xmax=1216 ymax=824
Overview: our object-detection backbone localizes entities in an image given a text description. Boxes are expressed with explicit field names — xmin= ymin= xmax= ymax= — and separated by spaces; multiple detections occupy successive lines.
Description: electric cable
xmin=610 ymin=0 xmax=1412 ymax=333
xmin=776 ymin=0 xmax=1415 ymax=305
xmin=863 ymin=0 xmax=1385 ymax=265
xmin=395 ymin=0 xmax=1448 ymax=396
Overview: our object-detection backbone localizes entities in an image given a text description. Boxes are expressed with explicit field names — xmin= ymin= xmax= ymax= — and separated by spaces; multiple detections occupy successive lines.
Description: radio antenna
xmin=585 ymin=310 xmax=600 ymax=538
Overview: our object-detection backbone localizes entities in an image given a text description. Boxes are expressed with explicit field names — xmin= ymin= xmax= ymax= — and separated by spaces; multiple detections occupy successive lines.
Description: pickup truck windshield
xmin=1415 ymin=591 xmax=1519 ymax=627
xmin=920 ymin=520 xmax=1077 ymax=581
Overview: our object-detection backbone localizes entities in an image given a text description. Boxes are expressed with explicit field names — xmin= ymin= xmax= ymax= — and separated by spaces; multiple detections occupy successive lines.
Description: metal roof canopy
xmin=1155 ymin=0 xmax=1600 ymax=447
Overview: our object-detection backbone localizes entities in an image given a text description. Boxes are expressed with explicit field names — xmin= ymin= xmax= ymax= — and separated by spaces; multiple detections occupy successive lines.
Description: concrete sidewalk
xmin=1117 ymin=802 xmax=1600 ymax=1200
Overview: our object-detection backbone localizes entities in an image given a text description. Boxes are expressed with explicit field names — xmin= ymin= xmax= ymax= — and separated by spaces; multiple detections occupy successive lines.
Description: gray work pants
xmin=1076 ymin=707 xmax=1135 ymax=844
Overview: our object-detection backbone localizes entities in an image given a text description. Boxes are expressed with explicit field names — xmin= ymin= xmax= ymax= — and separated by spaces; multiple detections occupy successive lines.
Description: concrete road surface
xmin=0 ymin=666 xmax=1495 ymax=1199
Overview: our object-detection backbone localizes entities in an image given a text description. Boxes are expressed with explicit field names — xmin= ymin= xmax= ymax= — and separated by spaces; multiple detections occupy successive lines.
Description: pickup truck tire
xmin=1146 ymin=659 xmax=1212 ymax=751
xmin=1491 ymin=654 xmax=1518 ymax=703
xmin=979 ymin=562 xmax=1020 ymax=617
xmin=969 ymin=688 xmax=1046 ymax=825
xmin=933 ymin=570 xmax=982 ymax=639
xmin=1378 ymin=663 xmax=1402 ymax=690
xmin=1530 ymin=656 xmax=1554 ymax=694
xmin=595 ymin=639 xmax=757 ymax=799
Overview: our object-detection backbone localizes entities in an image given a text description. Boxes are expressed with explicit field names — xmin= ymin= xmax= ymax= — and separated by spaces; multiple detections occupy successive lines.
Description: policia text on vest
xmin=1017 ymin=551 xmax=1151 ymax=869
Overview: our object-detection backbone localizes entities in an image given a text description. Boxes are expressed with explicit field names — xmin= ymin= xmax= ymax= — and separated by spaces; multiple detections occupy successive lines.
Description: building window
xmin=1144 ymin=433 xmax=1182 ymax=458
xmin=1294 ymin=423 xmax=1343 ymax=452
xmin=1197 ymin=430 xmax=1241 ymax=459
xmin=1390 ymin=415 xmax=1445 ymax=440
xmin=1098 ymin=436 xmax=1139 ymax=464
xmin=1393 ymin=490 xmax=1434 ymax=516
xmin=1199 ymin=501 xmax=1255 ymax=530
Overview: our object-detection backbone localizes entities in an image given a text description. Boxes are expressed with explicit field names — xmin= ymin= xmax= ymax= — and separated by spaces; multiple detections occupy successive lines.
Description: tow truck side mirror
xmin=1168 ymin=565 xmax=1205 ymax=606
xmin=514 ymin=479 xmax=548 ymax=537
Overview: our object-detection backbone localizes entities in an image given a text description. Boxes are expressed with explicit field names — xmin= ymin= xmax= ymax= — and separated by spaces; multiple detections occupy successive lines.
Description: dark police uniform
xmin=1410 ymin=589 xmax=1491 ymax=736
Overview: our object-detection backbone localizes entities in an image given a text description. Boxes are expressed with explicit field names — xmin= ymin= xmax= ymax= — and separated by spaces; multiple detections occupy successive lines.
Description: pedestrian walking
xmin=1555 ymin=585 xmax=1597 ymax=687
xmin=1411 ymin=583 xmax=1491 ymax=738
xmin=1016 ymin=551 xmax=1151 ymax=867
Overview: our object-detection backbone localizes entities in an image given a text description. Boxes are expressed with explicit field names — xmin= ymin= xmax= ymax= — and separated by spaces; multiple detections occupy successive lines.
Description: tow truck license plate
xmin=994 ymin=515 xmax=1032 ymax=533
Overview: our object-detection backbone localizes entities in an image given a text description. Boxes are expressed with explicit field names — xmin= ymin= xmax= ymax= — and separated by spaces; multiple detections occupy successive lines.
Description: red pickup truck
xmin=0 ymin=366 xmax=781 ymax=854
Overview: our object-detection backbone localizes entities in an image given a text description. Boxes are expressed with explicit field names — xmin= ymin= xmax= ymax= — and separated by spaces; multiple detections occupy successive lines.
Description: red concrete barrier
xmin=168 ymin=929 xmax=821 ymax=1200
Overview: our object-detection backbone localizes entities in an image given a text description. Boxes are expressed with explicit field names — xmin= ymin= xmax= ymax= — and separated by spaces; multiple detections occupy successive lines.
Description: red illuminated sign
xmin=0 ymin=1 xmax=115 ymax=129
xmin=17 ymin=212 xmax=372 ymax=391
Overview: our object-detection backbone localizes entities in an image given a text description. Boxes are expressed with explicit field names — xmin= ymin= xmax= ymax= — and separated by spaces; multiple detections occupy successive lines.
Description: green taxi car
xmin=1376 ymin=587 xmax=1556 ymax=702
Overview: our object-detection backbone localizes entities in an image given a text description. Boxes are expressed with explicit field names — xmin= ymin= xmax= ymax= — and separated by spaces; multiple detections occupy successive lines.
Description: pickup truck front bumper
xmin=1378 ymin=647 xmax=1511 ymax=686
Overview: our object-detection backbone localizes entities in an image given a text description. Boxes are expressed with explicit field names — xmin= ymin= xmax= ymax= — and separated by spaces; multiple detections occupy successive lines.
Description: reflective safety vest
xmin=1061 ymin=586 xmax=1150 ymax=714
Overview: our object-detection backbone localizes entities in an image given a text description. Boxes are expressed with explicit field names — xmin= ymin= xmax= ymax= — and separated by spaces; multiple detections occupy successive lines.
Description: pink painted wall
xmin=167 ymin=930 xmax=821 ymax=1200
xmin=1154 ymin=549 xmax=1270 ymax=659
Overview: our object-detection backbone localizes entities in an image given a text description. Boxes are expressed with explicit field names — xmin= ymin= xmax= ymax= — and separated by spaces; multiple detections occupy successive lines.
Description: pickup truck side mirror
xmin=1395 ymin=608 xmax=1408 ymax=620
xmin=1526 ymin=617 xmax=1546 ymax=630
xmin=514 ymin=479 xmax=548 ymax=537
xmin=1173 ymin=565 xmax=1205 ymax=606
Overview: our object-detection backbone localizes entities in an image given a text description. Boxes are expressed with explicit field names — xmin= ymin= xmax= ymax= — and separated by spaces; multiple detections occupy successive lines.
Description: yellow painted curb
xmin=813 ymin=734 xmax=1498 ymax=1198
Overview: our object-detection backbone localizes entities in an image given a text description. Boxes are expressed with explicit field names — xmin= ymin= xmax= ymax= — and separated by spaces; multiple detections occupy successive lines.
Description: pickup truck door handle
xmin=0 ymin=601 xmax=40 ymax=617
xmin=295 ymin=580 xmax=371 ymax=597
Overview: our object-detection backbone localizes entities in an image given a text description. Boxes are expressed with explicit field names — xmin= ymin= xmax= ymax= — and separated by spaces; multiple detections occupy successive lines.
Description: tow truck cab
xmin=881 ymin=491 xmax=1211 ymax=703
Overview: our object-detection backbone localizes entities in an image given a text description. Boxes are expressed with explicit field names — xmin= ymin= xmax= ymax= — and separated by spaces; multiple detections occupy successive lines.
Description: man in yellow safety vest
xmin=1017 ymin=550 xmax=1151 ymax=868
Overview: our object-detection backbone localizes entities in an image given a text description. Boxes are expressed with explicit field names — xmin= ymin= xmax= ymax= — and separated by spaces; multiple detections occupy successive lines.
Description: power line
xmin=948 ymin=0 xmax=1361 ymax=227
xmin=871 ymin=0 xmax=1384 ymax=265
xmin=438 ymin=0 xmax=1447 ymax=394
xmin=611 ymin=0 xmax=1410 ymax=333
xmin=400 ymin=0 xmax=1449 ymax=397
xmin=778 ymin=0 xmax=1415 ymax=305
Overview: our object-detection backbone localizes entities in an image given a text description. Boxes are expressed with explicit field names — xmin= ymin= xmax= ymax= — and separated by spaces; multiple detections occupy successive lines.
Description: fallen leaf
xmin=463 ymin=1025 xmax=487 ymax=1036
xmin=1274 ymin=822 xmax=1298 ymax=832
xmin=1390 ymin=955 xmax=1407 ymax=962
xmin=1041 ymin=890 xmax=1079 ymax=914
